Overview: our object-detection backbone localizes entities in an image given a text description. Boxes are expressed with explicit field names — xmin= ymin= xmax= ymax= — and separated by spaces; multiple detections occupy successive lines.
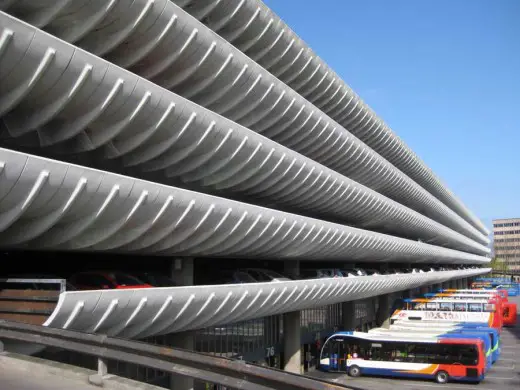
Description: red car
xmin=69 ymin=271 xmax=152 ymax=290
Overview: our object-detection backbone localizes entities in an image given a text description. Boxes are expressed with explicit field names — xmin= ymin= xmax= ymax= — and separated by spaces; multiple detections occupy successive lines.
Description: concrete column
xmin=283 ymin=260 xmax=301 ymax=373
xmin=170 ymin=332 xmax=195 ymax=390
xmin=170 ymin=257 xmax=194 ymax=286
xmin=342 ymin=301 xmax=356 ymax=331
xmin=376 ymin=293 xmax=392 ymax=328
xmin=283 ymin=310 xmax=301 ymax=373
xmin=284 ymin=260 xmax=300 ymax=279
xmin=170 ymin=258 xmax=194 ymax=390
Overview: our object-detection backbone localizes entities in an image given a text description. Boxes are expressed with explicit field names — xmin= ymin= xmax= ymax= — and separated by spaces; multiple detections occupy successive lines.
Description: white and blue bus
xmin=319 ymin=331 xmax=486 ymax=383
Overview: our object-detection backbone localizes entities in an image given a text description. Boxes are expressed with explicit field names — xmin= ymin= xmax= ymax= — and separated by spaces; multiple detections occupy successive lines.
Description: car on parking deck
xmin=212 ymin=270 xmax=258 ymax=285
xmin=341 ymin=268 xmax=368 ymax=277
xmin=69 ymin=271 xmax=152 ymax=290
xmin=237 ymin=268 xmax=291 ymax=282
xmin=131 ymin=272 xmax=177 ymax=287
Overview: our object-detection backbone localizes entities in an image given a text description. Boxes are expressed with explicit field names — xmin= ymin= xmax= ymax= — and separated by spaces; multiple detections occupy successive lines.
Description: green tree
xmin=490 ymin=257 xmax=509 ymax=275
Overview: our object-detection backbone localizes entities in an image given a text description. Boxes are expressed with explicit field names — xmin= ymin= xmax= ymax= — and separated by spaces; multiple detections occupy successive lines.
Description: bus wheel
xmin=348 ymin=365 xmax=361 ymax=377
xmin=435 ymin=370 xmax=449 ymax=384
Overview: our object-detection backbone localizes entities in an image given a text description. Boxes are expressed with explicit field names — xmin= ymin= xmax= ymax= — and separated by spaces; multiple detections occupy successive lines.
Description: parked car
xmin=212 ymin=270 xmax=258 ymax=285
xmin=341 ymin=268 xmax=367 ymax=277
xmin=69 ymin=271 xmax=152 ymax=290
xmin=237 ymin=268 xmax=291 ymax=282
xmin=300 ymin=268 xmax=340 ymax=279
xmin=385 ymin=268 xmax=403 ymax=275
xmin=131 ymin=272 xmax=177 ymax=287
xmin=363 ymin=268 xmax=382 ymax=276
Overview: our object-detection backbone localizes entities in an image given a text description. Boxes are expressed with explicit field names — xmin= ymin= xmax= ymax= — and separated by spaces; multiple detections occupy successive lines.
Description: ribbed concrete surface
xmin=0 ymin=5 xmax=489 ymax=247
xmin=170 ymin=0 xmax=489 ymax=236
xmin=0 ymin=11 xmax=489 ymax=252
xmin=43 ymin=269 xmax=489 ymax=337
xmin=0 ymin=148 xmax=490 ymax=264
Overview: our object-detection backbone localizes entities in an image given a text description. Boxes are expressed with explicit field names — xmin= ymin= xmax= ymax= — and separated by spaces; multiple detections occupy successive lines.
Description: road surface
xmin=0 ymin=364 xmax=101 ymax=390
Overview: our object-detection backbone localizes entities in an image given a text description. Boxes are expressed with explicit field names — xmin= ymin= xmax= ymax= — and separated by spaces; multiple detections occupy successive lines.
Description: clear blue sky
xmin=263 ymin=0 xmax=519 ymax=229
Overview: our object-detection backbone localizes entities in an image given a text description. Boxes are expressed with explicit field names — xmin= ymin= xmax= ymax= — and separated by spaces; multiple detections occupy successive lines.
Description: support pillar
xmin=283 ymin=311 xmax=301 ymax=373
xmin=284 ymin=260 xmax=300 ymax=279
xmin=283 ymin=260 xmax=301 ymax=373
xmin=170 ymin=258 xmax=194 ymax=390
xmin=376 ymin=294 xmax=392 ymax=328
xmin=342 ymin=301 xmax=356 ymax=331
xmin=170 ymin=257 xmax=194 ymax=286
xmin=169 ymin=332 xmax=195 ymax=390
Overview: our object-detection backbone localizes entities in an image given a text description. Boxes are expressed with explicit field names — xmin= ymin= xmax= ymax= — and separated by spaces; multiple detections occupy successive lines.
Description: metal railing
xmin=0 ymin=279 xmax=64 ymax=324
xmin=0 ymin=278 xmax=67 ymax=293
xmin=0 ymin=320 xmax=351 ymax=390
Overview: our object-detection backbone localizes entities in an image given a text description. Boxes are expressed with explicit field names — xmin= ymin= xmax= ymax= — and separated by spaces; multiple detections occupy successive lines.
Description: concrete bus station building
xmin=0 ymin=1 xmax=490 ymax=388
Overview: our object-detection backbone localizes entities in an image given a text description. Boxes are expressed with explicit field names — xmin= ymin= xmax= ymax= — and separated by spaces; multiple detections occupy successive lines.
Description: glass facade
xmin=195 ymin=315 xmax=282 ymax=364
xmin=300 ymin=303 xmax=342 ymax=335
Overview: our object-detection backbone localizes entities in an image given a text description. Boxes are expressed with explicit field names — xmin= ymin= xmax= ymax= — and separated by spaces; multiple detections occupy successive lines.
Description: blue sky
xmin=263 ymin=0 xmax=519 ymax=229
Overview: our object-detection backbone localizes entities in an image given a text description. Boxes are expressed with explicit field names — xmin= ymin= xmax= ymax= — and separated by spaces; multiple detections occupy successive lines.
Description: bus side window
xmin=388 ymin=342 xmax=407 ymax=362
xmin=406 ymin=343 xmax=429 ymax=364
xmin=369 ymin=342 xmax=391 ymax=361
xmin=454 ymin=303 xmax=466 ymax=311
xmin=461 ymin=345 xmax=478 ymax=366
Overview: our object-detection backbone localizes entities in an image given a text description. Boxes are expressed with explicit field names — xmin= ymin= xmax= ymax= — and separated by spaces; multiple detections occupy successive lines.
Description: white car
xmin=237 ymin=268 xmax=291 ymax=282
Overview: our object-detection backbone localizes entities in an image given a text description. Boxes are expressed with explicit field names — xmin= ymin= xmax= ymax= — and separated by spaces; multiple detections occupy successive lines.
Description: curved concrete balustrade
xmin=0 ymin=148 xmax=490 ymax=264
xmin=169 ymin=0 xmax=489 ymax=237
xmin=0 ymin=13 xmax=489 ymax=253
xmin=43 ymin=269 xmax=489 ymax=338
xmin=0 ymin=6 xmax=489 ymax=247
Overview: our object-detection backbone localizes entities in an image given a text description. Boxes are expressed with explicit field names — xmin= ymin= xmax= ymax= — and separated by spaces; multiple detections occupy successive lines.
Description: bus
xmin=436 ymin=289 xmax=508 ymax=300
xmin=471 ymin=279 xmax=517 ymax=294
xmin=424 ymin=293 xmax=517 ymax=327
xmin=369 ymin=327 xmax=496 ymax=366
xmin=391 ymin=298 xmax=502 ymax=330
xmin=434 ymin=290 xmax=509 ymax=304
xmin=392 ymin=318 xmax=493 ymax=329
xmin=386 ymin=322 xmax=500 ymax=360
xmin=320 ymin=331 xmax=485 ymax=383
xmin=496 ymin=284 xmax=520 ymax=297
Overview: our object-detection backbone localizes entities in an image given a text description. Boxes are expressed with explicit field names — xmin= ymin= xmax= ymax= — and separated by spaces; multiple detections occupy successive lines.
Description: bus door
xmin=328 ymin=338 xmax=348 ymax=371
xmin=337 ymin=339 xmax=348 ymax=371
